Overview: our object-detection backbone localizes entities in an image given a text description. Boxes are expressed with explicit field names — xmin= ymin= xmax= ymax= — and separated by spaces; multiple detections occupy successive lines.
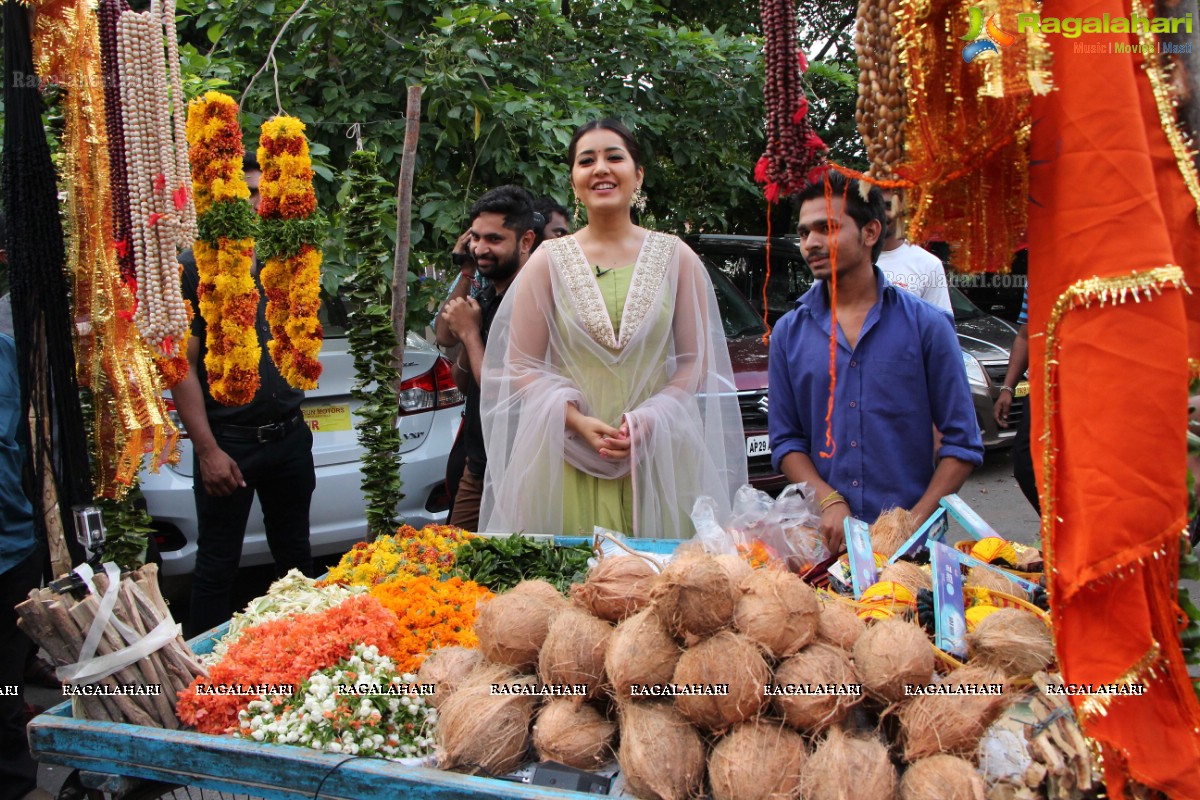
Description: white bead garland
xmin=116 ymin=3 xmax=194 ymax=354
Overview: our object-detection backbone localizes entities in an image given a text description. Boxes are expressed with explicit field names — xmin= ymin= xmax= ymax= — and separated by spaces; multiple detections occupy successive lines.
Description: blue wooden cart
xmin=27 ymin=536 xmax=684 ymax=799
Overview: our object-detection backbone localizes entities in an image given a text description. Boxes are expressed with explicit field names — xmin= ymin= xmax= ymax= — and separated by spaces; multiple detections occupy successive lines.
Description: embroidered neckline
xmin=548 ymin=232 xmax=676 ymax=350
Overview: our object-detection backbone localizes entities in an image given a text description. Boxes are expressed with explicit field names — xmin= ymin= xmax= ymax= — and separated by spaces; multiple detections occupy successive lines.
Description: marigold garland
xmin=369 ymin=575 xmax=491 ymax=674
xmin=177 ymin=594 xmax=401 ymax=734
xmin=321 ymin=525 xmax=475 ymax=586
xmin=257 ymin=116 xmax=324 ymax=390
xmin=185 ymin=92 xmax=261 ymax=406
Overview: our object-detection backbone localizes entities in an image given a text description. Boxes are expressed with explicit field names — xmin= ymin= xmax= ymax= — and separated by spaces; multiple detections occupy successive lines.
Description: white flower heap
xmin=236 ymin=643 xmax=436 ymax=759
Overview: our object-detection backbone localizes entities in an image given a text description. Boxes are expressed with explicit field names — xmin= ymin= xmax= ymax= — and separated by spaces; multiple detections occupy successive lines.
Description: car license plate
xmin=302 ymin=403 xmax=353 ymax=433
xmin=1015 ymin=380 xmax=1030 ymax=398
xmin=746 ymin=434 xmax=771 ymax=457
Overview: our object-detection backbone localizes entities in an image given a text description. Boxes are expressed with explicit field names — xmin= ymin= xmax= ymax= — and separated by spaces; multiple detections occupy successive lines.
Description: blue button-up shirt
xmin=768 ymin=268 xmax=983 ymax=521
xmin=0 ymin=333 xmax=35 ymax=576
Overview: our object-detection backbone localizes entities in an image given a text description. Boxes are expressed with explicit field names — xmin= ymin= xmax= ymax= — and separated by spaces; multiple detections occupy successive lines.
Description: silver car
xmin=140 ymin=322 xmax=464 ymax=577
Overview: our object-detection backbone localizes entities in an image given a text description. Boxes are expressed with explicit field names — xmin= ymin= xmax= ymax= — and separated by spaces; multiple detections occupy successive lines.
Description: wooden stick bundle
xmin=15 ymin=563 xmax=207 ymax=727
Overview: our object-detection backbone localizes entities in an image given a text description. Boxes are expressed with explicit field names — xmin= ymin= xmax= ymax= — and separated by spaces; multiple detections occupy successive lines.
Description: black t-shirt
xmin=462 ymin=285 xmax=505 ymax=477
xmin=180 ymin=249 xmax=304 ymax=426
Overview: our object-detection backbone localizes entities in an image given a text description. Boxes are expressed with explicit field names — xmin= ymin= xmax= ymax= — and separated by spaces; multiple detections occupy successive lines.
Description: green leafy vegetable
xmin=451 ymin=534 xmax=591 ymax=594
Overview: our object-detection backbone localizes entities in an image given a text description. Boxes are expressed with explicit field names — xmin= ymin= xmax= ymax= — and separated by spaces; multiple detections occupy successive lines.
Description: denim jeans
xmin=187 ymin=423 xmax=315 ymax=637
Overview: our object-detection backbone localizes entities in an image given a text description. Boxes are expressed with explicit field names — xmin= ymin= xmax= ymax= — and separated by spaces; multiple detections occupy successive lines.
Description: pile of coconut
xmin=414 ymin=542 xmax=1069 ymax=800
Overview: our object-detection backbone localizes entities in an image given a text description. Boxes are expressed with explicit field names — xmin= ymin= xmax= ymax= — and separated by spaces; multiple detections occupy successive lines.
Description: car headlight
xmin=961 ymin=351 xmax=988 ymax=387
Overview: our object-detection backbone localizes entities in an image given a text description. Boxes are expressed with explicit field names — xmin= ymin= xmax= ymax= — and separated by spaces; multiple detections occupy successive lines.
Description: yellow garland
xmin=31 ymin=0 xmax=177 ymax=497
xmin=257 ymin=116 xmax=323 ymax=390
xmin=186 ymin=92 xmax=261 ymax=406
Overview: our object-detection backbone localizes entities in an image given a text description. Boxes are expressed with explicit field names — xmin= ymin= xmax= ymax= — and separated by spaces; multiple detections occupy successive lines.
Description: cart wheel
xmin=117 ymin=783 xmax=250 ymax=800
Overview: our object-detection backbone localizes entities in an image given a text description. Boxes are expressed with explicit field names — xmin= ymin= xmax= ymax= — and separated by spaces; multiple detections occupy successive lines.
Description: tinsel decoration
xmin=891 ymin=0 xmax=1048 ymax=273
xmin=257 ymin=115 xmax=325 ymax=390
xmin=3 ymin=0 xmax=93 ymax=548
xmin=854 ymin=0 xmax=904 ymax=179
xmin=755 ymin=0 xmax=826 ymax=202
xmin=342 ymin=150 xmax=403 ymax=539
xmin=185 ymin=91 xmax=261 ymax=407
xmin=32 ymin=0 xmax=178 ymax=499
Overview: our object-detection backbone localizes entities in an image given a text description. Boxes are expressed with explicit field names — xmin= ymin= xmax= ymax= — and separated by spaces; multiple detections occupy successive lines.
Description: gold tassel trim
xmin=1133 ymin=0 xmax=1200 ymax=224
xmin=1039 ymin=267 xmax=1188 ymax=586
xmin=1077 ymin=641 xmax=1163 ymax=722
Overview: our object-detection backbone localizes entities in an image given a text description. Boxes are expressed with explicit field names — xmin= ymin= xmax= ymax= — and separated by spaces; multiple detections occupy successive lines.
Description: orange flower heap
xmin=257 ymin=116 xmax=323 ymax=390
xmin=369 ymin=575 xmax=491 ymax=674
xmin=177 ymin=594 xmax=401 ymax=734
xmin=185 ymin=92 xmax=260 ymax=406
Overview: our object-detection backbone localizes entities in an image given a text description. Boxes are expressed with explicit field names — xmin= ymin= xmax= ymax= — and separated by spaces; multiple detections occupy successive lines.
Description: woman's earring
xmin=573 ymin=193 xmax=583 ymax=225
xmin=632 ymin=186 xmax=647 ymax=213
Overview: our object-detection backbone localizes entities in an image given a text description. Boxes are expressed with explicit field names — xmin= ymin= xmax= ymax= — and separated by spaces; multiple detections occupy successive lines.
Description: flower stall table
xmin=27 ymin=537 xmax=682 ymax=799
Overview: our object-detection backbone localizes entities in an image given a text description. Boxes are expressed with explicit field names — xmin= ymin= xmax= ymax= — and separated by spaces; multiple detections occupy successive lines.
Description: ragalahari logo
xmin=961 ymin=7 xmax=1017 ymax=62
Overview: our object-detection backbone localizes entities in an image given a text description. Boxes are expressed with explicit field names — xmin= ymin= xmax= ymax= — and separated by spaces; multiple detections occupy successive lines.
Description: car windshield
xmin=703 ymin=261 xmax=769 ymax=339
xmin=949 ymin=286 xmax=985 ymax=322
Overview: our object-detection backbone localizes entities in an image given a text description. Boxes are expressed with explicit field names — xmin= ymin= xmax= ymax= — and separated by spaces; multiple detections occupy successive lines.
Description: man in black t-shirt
xmin=439 ymin=186 xmax=536 ymax=530
xmin=173 ymin=157 xmax=316 ymax=637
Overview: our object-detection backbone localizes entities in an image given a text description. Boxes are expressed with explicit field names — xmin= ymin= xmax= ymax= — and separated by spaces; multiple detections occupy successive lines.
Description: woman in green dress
xmin=479 ymin=119 xmax=746 ymax=537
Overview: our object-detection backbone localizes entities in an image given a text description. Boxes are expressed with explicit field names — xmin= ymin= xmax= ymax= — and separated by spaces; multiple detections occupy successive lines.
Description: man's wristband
xmin=998 ymin=385 xmax=1015 ymax=396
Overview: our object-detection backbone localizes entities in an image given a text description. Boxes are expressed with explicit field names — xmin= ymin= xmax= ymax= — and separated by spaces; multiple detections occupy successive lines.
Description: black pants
xmin=0 ymin=548 xmax=41 ymax=800
xmin=1012 ymin=401 xmax=1041 ymax=516
xmin=187 ymin=423 xmax=316 ymax=637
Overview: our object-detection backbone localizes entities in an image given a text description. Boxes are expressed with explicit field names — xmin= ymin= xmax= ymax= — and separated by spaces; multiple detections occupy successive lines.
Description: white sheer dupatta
xmin=479 ymin=232 xmax=747 ymax=537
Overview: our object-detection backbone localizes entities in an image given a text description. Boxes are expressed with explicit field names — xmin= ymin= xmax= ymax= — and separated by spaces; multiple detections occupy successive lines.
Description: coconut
xmin=733 ymin=567 xmax=820 ymax=658
xmin=853 ymin=616 xmax=935 ymax=703
xmin=651 ymin=552 xmax=737 ymax=640
xmin=967 ymin=609 xmax=1054 ymax=677
xmin=816 ymin=599 xmax=866 ymax=650
xmin=416 ymin=646 xmax=483 ymax=709
xmin=570 ymin=555 xmax=659 ymax=622
xmin=879 ymin=560 xmax=932 ymax=596
xmin=714 ymin=552 xmax=753 ymax=586
xmin=617 ymin=702 xmax=706 ymax=800
xmin=964 ymin=566 xmax=1029 ymax=601
xmin=900 ymin=755 xmax=986 ymax=800
xmin=709 ymin=720 xmax=808 ymax=800
xmin=606 ymin=607 xmax=682 ymax=703
xmin=800 ymin=727 xmax=897 ymax=800
xmin=897 ymin=665 xmax=1010 ymax=761
xmin=672 ymin=630 xmax=769 ymax=733
xmin=532 ymin=699 xmax=616 ymax=770
xmin=538 ymin=606 xmax=612 ymax=702
xmin=869 ymin=507 xmax=918 ymax=558
xmin=474 ymin=581 xmax=568 ymax=670
xmin=435 ymin=665 xmax=539 ymax=775
xmin=773 ymin=642 xmax=863 ymax=733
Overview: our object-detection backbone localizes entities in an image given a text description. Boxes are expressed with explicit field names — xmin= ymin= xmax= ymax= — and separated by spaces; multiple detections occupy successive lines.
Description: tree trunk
xmin=391 ymin=85 xmax=423 ymax=386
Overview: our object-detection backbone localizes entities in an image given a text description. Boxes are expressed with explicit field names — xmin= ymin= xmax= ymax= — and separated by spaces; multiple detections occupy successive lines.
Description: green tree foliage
xmin=175 ymin=0 xmax=768 ymax=283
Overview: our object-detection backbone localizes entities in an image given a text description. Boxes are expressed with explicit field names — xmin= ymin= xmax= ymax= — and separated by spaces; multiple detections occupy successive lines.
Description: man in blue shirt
xmin=0 ymin=332 xmax=40 ymax=800
xmin=768 ymin=173 xmax=983 ymax=553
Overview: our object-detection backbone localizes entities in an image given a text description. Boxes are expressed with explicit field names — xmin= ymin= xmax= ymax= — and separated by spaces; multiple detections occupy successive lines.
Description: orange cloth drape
xmin=1028 ymin=1 xmax=1200 ymax=795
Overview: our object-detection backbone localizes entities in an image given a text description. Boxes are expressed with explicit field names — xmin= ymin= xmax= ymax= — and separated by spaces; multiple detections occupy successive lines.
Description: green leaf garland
xmin=342 ymin=150 xmax=403 ymax=539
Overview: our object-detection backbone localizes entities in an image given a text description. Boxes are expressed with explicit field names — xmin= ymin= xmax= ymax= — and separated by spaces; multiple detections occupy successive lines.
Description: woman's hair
xmin=567 ymin=118 xmax=643 ymax=171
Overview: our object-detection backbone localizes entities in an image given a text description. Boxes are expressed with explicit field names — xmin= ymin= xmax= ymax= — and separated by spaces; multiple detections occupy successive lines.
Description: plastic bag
xmin=686 ymin=495 xmax=741 ymax=556
xmin=772 ymin=483 xmax=830 ymax=573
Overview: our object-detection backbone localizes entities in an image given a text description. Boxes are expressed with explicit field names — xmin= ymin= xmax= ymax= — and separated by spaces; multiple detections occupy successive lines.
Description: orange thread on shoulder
xmin=762 ymin=199 xmax=774 ymax=344
xmin=818 ymin=174 xmax=848 ymax=459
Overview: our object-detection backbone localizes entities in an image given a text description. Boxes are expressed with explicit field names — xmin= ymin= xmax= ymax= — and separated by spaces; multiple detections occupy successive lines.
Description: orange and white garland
xmin=115 ymin=0 xmax=196 ymax=357
xmin=257 ymin=116 xmax=323 ymax=389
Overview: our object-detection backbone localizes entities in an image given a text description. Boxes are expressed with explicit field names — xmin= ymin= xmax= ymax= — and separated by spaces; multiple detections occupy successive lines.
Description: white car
xmin=139 ymin=322 xmax=464 ymax=577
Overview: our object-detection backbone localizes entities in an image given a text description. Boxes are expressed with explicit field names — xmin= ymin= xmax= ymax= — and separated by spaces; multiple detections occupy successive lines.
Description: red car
xmin=696 ymin=249 xmax=788 ymax=494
